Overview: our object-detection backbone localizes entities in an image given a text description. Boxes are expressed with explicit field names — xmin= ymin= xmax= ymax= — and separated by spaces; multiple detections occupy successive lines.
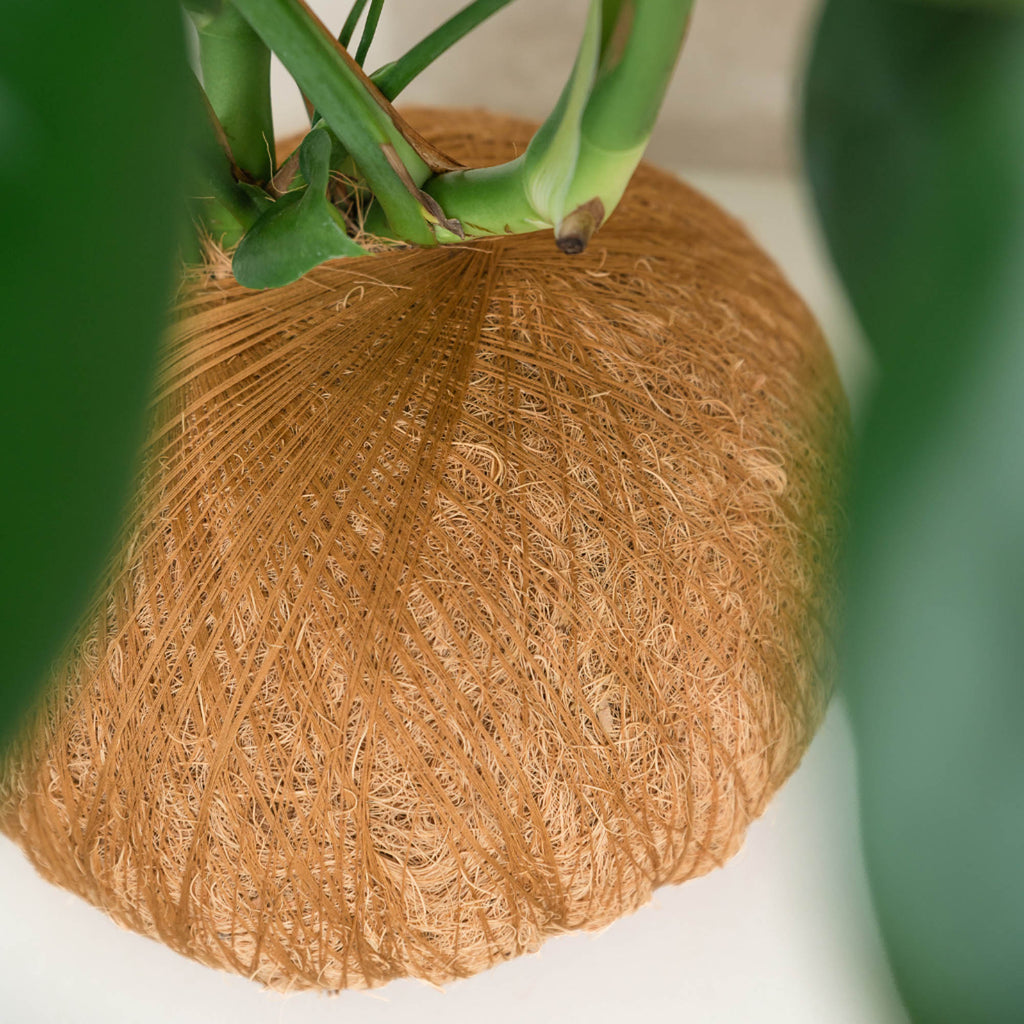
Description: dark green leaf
xmin=0 ymin=2 xmax=188 ymax=744
xmin=804 ymin=2 xmax=1024 ymax=1020
xmin=232 ymin=127 xmax=365 ymax=288
xmin=906 ymin=0 xmax=1024 ymax=11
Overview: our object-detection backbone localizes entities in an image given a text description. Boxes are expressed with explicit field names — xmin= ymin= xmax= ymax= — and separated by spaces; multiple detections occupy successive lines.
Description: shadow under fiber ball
xmin=1 ymin=110 xmax=847 ymax=991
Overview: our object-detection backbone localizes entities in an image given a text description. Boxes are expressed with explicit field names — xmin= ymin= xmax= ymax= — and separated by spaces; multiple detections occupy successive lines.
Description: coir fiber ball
xmin=0 ymin=109 xmax=847 ymax=991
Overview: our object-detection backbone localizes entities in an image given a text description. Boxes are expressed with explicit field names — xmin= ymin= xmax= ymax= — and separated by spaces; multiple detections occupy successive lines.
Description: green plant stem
xmin=372 ymin=0 xmax=519 ymax=100
xmin=193 ymin=1 xmax=274 ymax=183
xmin=187 ymin=73 xmax=266 ymax=246
xmin=420 ymin=157 xmax=538 ymax=238
xmin=339 ymin=0 xmax=369 ymax=48
xmin=308 ymin=0 xmax=518 ymax=187
xmin=586 ymin=0 xmax=693 ymax=152
xmin=233 ymin=0 xmax=435 ymax=245
xmin=598 ymin=0 xmax=627 ymax=51
xmin=562 ymin=0 xmax=696 ymax=222
xmin=424 ymin=0 xmax=694 ymax=242
xmin=354 ymin=0 xmax=385 ymax=66
xmin=308 ymin=0 xmax=374 ymax=125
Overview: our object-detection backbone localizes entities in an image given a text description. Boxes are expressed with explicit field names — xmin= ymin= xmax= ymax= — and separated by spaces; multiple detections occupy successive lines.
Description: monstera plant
xmin=1 ymin=0 xmax=1021 ymax=1017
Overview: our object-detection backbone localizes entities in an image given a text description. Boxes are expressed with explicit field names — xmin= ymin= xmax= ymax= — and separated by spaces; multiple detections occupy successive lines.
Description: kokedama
xmin=0 ymin=0 xmax=847 ymax=992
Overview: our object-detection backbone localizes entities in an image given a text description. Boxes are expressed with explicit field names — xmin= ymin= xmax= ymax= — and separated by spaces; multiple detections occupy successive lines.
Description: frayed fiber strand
xmin=1 ymin=109 xmax=848 ymax=991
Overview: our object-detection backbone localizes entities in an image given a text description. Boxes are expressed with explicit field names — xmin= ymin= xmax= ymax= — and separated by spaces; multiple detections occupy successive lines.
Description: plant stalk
xmin=339 ymin=0 xmax=370 ymax=49
xmin=354 ymin=0 xmax=385 ymax=67
xmin=193 ymin=1 xmax=275 ymax=184
xmin=187 ymin=73 xmax=267 ymax=247
xmin=424 ymin=0 xmax=694 ymax=246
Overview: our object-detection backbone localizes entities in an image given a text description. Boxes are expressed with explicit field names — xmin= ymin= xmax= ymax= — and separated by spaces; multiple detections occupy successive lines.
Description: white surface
xmin=0 ymin=707 xmax=904 ymax=1024
xmin=0 ymin=173 xmax=896 ymax=1023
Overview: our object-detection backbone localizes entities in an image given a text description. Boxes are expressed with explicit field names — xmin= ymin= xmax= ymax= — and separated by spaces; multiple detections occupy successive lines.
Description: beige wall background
xmin=273 ymin=0 xmax=823 ymax=173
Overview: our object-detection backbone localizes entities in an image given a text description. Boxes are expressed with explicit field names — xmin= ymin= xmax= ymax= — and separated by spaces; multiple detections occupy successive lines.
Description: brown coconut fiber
xmin=0 ymin=109 xmax=847 ymax=991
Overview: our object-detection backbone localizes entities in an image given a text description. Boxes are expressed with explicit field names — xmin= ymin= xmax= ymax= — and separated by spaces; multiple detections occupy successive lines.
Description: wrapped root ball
xmin=0 ymin=110 xmax=847 ymax=991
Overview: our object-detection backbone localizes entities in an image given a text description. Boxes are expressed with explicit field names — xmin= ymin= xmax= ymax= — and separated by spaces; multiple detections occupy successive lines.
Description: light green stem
xmin=424 ymin=0 xmax=694 ymax=245
xmin=354 ymin=0 xmax=385 ymax=66
xmin=193 ymin=2 xmax=275 ymax=183
xmin=583 ymin=0 xmax=695 ymax=152
xmin=186 ymin=72 xmax=266 ymax=248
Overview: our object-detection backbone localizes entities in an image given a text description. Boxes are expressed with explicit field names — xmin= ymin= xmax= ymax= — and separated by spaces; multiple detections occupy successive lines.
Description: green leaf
xmin=232 ymin=127 xmax=365 ymax=288
xmin=0 ymin=1 xmax=188 ymax=745
xmin=904 ymin=0 xmax=1024 ymax=10
xmin=186 ymin=72 xmax=269 ymax=247
xmin=804 ymin=2 xmax=1024 ymax=1020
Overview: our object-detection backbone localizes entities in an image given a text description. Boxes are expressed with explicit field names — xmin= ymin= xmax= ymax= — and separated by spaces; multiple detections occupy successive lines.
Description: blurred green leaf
xmin=0 ymin=3 xmax=188 ymax=745
xmin=232 ymin=126 xmax=365 ymax=288
xmin=804 ymin=2 xmax=1024 ymax=1021
xmin=905 ymin=0 xmax=1024 ymax=11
